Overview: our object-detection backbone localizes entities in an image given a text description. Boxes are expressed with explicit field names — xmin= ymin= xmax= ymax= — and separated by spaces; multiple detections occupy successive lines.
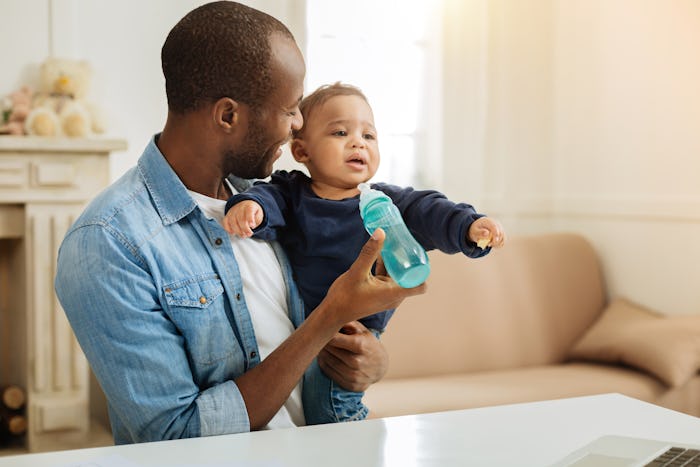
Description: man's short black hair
xmin=162 ymin=1 xmax=294 ymax=114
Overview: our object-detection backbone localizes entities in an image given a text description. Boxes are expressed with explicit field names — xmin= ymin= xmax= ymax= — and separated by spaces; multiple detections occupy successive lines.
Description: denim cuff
xmin=196 ymin=380 xmax=250 ymax=436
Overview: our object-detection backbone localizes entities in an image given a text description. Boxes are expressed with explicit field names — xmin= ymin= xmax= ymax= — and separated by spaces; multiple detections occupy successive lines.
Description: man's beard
xmin=225 ymin=117 xmax=280 ymax=180
xmin=225 ymin=147 xmax=274 ymax=180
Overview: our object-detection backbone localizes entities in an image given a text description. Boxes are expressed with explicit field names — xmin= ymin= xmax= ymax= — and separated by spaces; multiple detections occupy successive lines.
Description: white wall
xmin=442 ymin=0 xmax=700 ymax=315
xmin=549 ymin=0 xmax=700 ymax=315
xmin=2 ymin=1 xmax=52 ymax=90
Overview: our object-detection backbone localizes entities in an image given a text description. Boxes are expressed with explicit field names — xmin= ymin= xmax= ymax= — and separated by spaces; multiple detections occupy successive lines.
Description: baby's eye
xmin=364 ymin=133 xmax=376 ymax=140
xmin=287 ymin=111 xmax=297 ymax=117
xmin=332 ymin=130 xmax=347 ymax=137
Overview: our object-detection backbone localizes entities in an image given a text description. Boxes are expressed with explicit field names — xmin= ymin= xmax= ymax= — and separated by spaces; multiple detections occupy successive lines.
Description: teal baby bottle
xmin=358 ymin=183 xmax=430 ymax=288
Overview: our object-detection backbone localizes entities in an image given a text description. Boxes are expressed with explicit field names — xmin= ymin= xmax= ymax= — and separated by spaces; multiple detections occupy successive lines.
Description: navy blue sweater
xmin=225 ymin=170 xmax=488 ymax=330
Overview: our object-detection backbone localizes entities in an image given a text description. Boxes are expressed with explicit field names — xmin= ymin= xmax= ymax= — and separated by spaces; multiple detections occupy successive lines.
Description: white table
xmin=2 ymin=393 xmax=699 ymax=467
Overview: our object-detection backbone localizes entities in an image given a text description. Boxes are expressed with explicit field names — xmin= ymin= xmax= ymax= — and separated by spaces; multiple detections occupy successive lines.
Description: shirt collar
xmin=137 ymin=134 xmax=197 ymax=225
xmin=137 ymin=134 xmax=258 ymax=225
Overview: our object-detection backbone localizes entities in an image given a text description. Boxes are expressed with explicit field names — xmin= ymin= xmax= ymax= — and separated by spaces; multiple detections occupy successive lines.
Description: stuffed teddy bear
xmin=0 ymin=85 xmax=33 ymax=135
xmin=24 ymin=58 xmax=106 ymax=137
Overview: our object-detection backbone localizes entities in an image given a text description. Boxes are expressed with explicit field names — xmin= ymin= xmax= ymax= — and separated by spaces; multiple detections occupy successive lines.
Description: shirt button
xmin=236 ymin=293 xmax=241 ymax=300
xmin=214 ymin=238 xmax=223 ymax=246
xmin=250 ymin=351 xmax=257 ymax=359
xmin=199 ymin=296 xmax=207 ymax=304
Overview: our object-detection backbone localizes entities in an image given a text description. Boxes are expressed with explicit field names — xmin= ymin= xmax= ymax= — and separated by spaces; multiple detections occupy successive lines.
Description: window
xmin=303 ymin=0 xmax=442 ymax=187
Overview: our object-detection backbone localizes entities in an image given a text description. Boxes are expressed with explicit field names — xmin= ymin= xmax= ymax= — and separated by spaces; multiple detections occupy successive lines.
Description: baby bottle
xmin=358 ymin=183 xmax=430 ymax=288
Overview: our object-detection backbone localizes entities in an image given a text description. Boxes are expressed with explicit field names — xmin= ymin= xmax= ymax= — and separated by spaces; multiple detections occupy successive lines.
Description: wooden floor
xmin=0 ymin=418 xmax=113 ymax=457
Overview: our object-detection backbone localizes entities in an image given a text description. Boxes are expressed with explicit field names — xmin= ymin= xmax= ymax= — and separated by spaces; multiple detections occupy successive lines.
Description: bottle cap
xmin=358 ymin=183 xmax=390 ymax=216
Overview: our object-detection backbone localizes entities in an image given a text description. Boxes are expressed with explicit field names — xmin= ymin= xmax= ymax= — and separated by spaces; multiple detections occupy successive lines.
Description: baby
xmin=223 ymin=82 xmax=505 ymax=424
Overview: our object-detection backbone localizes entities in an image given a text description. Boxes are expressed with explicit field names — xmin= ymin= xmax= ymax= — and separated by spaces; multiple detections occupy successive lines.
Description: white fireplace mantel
xmin=0 ymin=136 xmax=126 ymax=453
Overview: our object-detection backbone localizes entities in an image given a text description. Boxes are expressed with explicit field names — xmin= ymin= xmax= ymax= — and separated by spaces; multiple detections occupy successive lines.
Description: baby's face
xmin=297 ymin=95 xmax=380 ymax=191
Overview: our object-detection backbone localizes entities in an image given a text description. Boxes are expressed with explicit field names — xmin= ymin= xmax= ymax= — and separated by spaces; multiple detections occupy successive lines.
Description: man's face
xmin=225 ymin=34 xmax=305 ymax=179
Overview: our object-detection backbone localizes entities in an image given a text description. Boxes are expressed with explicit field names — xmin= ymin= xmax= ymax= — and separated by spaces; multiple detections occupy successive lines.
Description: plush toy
xmin=24 ymin=58 xmax=106 ymax=137
xmin=0 ymin=86 xmax=34 ymax=135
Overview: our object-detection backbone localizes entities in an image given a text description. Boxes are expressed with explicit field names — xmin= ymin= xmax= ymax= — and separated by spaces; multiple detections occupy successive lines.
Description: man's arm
xmin=56 ymin=224 xmax=238 ymax=441
xmin=235 ymin=229 xmax=420 ymax=429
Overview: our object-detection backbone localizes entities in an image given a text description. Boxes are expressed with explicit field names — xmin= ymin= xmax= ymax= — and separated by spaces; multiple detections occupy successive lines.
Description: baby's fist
xmin=469 ymin=217 xmax=506 ymax=249
xmin=222 ymin=200 xmax=264 ymax=237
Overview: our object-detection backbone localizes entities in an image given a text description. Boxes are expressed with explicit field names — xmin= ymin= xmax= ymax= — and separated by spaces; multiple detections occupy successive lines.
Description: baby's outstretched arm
xmin=468 ymin=217 xmax=506 ymax=249
xmin=222 ymin=200 xmax=264 ymax=238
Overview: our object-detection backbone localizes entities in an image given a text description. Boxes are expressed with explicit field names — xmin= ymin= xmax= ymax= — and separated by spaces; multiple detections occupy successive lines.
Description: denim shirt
xmin=54 ymin=136 xmax=306 ymax=444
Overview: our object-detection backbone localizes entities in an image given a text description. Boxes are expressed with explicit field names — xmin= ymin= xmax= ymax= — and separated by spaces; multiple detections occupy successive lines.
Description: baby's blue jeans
xmin=302 ymin=329 xmax=381 ymax=424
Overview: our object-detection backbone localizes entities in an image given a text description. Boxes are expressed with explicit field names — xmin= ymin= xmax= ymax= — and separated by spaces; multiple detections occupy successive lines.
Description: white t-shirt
xmin=188 ymin=183 xmax=305 ymax=429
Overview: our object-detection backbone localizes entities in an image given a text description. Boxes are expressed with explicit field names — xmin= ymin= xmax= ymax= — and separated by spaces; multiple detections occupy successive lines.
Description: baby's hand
xmin=222 ymin=200 xmax=264 ymax=238
xmin=468 ymin=217 xmax=506 ymax=249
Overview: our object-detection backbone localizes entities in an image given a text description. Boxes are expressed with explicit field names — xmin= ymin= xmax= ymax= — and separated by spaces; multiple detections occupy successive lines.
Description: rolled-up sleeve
xmin=197 ymin=380 xmax=249 ymax=436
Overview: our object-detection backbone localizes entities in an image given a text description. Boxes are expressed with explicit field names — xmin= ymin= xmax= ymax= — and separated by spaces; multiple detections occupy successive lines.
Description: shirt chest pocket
xmin=165 ymin=274 xmax=224 ymax=308
xmin=163 ymin=274 xmax=240 ymax=368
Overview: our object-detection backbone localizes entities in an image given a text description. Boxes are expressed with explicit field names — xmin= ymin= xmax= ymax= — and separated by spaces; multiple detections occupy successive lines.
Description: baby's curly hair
xmin=293 ymin=82 xmax=370 ymax=139
xmin=162 ymin=1 xmax=294 ymax=114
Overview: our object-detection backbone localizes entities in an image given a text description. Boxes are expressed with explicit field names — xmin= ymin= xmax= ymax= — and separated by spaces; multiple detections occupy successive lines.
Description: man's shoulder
xmin=67 ymin=166 xmax=160 ymax=241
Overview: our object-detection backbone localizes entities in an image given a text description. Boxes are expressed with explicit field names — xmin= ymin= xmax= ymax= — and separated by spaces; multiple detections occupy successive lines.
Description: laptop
xmin=550 ymin=434 xmax=700 ymax=467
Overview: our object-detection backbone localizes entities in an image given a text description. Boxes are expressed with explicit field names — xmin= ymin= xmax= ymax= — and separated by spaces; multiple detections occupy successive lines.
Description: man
xmin=54 ymin=1 xmax=424 ymax=444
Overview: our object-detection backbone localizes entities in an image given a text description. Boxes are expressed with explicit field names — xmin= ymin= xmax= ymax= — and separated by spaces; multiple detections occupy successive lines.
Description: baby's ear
xmin=291 ymin=139 xmax=309 ymax=163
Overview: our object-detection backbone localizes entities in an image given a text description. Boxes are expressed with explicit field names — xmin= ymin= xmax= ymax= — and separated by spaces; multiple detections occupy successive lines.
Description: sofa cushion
xmin=365 ymin=363 xmax=668 ymax=418
xmin=567 ymin=298 xmax=700 ymax=387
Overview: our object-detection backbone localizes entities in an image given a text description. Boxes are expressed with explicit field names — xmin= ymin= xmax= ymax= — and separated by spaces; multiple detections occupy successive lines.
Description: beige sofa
xmin=365 ymin=233 xmax=700 ymax=418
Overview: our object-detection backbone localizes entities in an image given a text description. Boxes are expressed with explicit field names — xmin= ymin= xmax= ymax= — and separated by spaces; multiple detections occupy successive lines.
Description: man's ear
xmin=291 ymin=139 xmax=309 ymax=163
xmin=213 ymin=97 xmax=239 ymax=131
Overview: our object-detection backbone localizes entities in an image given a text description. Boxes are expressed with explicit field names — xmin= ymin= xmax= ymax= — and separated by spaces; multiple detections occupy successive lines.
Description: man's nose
xmin=291 ymin=112 xmax=303 ymax=131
